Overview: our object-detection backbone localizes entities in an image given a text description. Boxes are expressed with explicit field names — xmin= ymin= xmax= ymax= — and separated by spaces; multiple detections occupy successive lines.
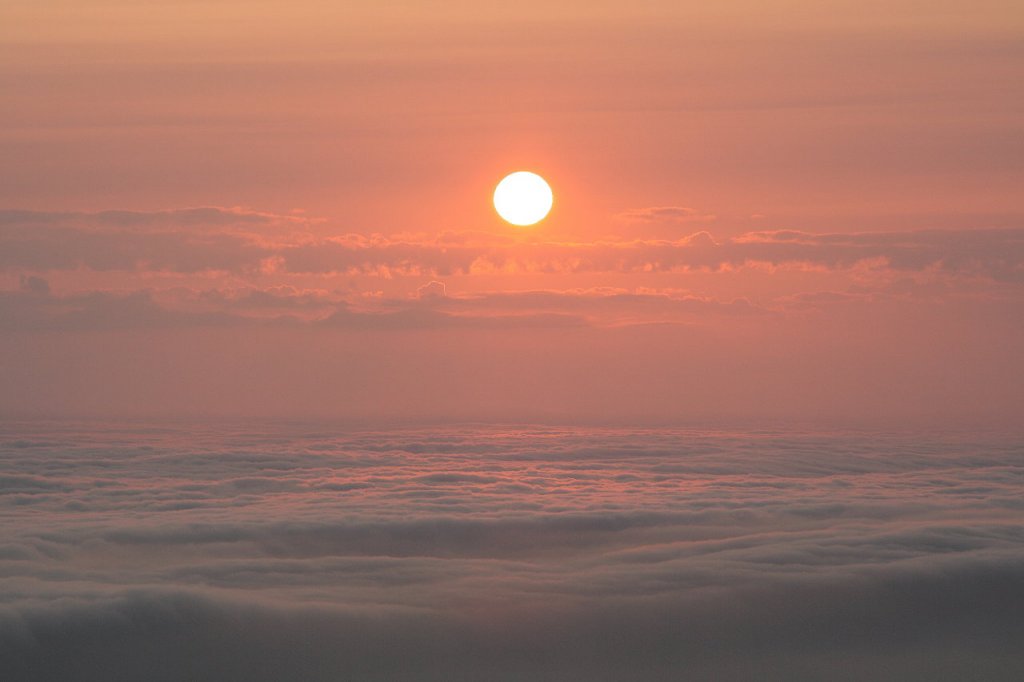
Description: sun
xmin=493 ymin=171 xmax=553 ymax=226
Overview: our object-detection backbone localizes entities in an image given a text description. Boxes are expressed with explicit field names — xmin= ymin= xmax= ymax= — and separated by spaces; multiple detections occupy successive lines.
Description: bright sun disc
xmin=493 ymin=171 xmax=553 ymax=226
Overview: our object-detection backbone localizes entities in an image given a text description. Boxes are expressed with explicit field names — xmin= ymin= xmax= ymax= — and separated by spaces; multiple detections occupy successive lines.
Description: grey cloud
xmin=414 ymin=289 xmax=762 ymax=320
xmin=0 ymin=207 xmax=305 ymax=274
xmin=3 ymin=561 xmax=1024 ymax=682
xmin=293 ymin=227 xmax=1024 ymax=280
xmin=0 ymin=290 xmax=230 ymax=331
xmin=1 ymin=207 xmax=1023 ymax=281
xmin=0 ymin=288 xmax=592 ymax=332
xmin=416 ymin=280 xmax=447 ymax=299
xmin=319 ymin=305 xmax=587 ymax=331
xmin=617 ymin=206 xmax=717 ymax=223
xmin=0 ymin=207 xmax=299 ymax=230
xmin=0 ymin=224 xmax=269 ymax=273
xmin=738 ymin=228 xmax=1024 ymax=281
xmin=17 ymin=279 xmax=991 ymax=333
xmin=17 ymin=275 xmax=49 ymax=295
xmin=2 ymin=424 xmax=1024 ymax=680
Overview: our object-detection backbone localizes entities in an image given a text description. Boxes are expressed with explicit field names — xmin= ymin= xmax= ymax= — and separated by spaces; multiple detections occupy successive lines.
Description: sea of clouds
xmin=2 ymin=421 xmax=1022 ymax=680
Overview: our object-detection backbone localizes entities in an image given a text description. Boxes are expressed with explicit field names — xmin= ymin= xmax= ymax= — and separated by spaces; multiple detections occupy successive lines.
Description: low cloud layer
xmin=2 ymin=423 xmax=1023 ymax=680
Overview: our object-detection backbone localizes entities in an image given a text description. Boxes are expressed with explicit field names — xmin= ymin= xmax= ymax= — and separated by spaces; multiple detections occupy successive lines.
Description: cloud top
xmin=1 ymin=423 xmax=1023 ymax=680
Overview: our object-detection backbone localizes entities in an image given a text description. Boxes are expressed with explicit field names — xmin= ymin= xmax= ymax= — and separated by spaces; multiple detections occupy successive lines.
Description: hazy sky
xmin=1 ymin=0 xmax=1022 ymax=423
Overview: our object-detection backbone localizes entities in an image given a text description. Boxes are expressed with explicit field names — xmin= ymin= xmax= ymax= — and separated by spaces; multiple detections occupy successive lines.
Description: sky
xmin=2 ymin=0 xmax=1024 ymax=424
xmin=2 ymin=4 xmax=1024 ymax=679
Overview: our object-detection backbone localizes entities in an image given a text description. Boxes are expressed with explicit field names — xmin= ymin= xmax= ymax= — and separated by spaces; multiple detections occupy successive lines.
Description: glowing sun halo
xmin=493 ymin=171 xmax=553 ymax=226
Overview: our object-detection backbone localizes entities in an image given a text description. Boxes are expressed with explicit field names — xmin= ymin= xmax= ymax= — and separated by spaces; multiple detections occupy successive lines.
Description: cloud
xmin=1 ymin=425 xmax=1023 ymax=680
xmin=0 ymin=224 xmax=266 ymax=274
xmin=319 ymin=303 xmax=586 ymax=331
xmin=735 ymin=228 xmax=1024 ymax=281
xmin=4 ymin=563 xmax=1024 ymax=682
xmin=17 ymin=275 xmax=49 ymax=295
xmin=0 ymin=207 xmax=312 ymax=274
xmin=616 ymin=206 xmax=717 ymax=223
xmin=0 ymin=289 xmax=229 ymax=331
xmin=2 ymin=207 xmax=1022 ymax=283
xmin=0 ymin=285 xmax=766 ymax=332
xmin=392 ymin=288 xmax=763 ymax=327
xmin=0 ymin=207 xmax=307 ymax=231
xmin=416 ymin=280 xmax=447 ymax=299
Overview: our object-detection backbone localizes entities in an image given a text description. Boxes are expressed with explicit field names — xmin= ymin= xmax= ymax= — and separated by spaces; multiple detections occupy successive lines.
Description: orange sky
xmin=1 ymin=0 xmax=1022 ymax=423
